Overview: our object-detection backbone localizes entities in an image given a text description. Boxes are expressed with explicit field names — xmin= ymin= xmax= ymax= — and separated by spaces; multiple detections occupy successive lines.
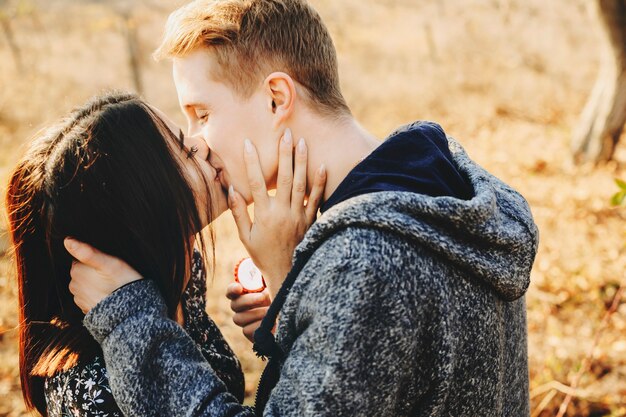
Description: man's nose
xmin=186 ymin=121 xmax=204 ymax=141
xmin=187 ymin=124 xmax=212 ymax=150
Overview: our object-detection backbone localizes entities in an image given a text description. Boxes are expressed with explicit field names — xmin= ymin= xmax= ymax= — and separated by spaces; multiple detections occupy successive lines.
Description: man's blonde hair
xmin=154 ymin=0 xmax=350 ymax=115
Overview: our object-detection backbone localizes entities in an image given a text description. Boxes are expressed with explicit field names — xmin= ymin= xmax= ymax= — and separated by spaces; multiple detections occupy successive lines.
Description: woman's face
xmin=153 ymin=107 xmax=229 ymax=228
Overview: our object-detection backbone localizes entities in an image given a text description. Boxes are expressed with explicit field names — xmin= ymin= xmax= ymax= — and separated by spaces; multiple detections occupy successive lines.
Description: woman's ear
xmin=264 ymin=72 xmax=296 ymax=129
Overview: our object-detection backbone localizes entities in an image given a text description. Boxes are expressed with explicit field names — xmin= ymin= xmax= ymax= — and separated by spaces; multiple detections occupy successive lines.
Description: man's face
xmin=173 ymin=49 xmax=279 ymax=203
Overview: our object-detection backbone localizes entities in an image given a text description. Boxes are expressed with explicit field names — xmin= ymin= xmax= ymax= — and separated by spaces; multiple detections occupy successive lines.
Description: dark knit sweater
xmin=83 ymin=123 xmax=539 ymax=417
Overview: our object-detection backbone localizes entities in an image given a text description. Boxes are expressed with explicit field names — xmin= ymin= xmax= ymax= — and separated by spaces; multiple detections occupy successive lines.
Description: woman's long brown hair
xmin=5 ymin=92 xmax=214 ymax=415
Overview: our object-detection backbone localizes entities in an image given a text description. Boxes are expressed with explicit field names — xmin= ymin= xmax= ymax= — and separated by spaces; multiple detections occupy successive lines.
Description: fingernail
xmin=318 ymin=164 xmax=326 ymax=177
xmin=244 ymin=139 xmax=253 ymax=154
xmin=228 ymin=185 xmax=235 ymax=202
xmin=282 ymin=128 xmax=292 ymax=145
xmin=298 ymin=138 xmax=306 ymax=154
xmin=65 ymin=238 xmax=77 ymax=251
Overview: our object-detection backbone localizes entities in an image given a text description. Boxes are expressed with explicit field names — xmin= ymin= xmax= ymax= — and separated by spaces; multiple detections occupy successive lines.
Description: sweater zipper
xmin=254 ymin=360 xmax=272 ymax=416
xmin=251 ymin=245 xmax=322 ymax=415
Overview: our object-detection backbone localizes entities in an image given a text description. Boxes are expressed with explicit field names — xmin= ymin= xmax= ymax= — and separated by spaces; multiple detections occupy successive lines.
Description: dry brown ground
xmin=0 ymin=0 xmax=625 ymax=416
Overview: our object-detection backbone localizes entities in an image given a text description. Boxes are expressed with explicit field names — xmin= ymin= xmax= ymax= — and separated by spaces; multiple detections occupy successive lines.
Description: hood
xmin=295 ymin=135 xmax=539 ymax=302
xmin=321 ymin=121 xmax=474 ymax=212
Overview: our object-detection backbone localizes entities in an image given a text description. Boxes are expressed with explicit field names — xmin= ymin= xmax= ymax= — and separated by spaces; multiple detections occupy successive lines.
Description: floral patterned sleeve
xmin=44 ymin=355 xmax=123 ymax=417
xmin=181 ymin=249 xmax=245 ymax=402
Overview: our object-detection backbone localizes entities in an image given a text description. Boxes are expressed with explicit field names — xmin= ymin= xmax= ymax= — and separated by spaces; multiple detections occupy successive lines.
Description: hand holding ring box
xmin=234 ymin=258 xmax=266 ymax=293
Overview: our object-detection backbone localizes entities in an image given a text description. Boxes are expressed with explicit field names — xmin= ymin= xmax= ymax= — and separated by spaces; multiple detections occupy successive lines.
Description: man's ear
xmin=264 ymin=72 xmax=296 ymax=129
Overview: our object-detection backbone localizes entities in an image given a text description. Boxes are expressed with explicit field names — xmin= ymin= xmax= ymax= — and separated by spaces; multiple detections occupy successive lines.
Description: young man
xmin=66 ymin=0 xmax=539 ymax=416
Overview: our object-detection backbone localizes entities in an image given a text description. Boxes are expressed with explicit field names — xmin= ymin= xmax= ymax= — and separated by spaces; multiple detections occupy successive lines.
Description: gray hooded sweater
xmin=83 ymin=133 xmax=539 ymax=417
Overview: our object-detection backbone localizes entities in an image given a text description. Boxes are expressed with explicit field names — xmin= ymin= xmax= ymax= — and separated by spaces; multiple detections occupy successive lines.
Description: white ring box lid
xmin=236 ymin=258 xmax=265 ymax=292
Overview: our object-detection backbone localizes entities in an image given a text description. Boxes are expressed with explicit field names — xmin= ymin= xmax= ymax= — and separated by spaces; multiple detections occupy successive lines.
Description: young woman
xmin=5 ymin=92 xmax=323 ymax=416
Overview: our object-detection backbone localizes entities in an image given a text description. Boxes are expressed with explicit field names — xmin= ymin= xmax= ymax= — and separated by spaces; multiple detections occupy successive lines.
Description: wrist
xmin=260 ymin=267 xmax=291 ymax=299
xmin=113 ymin=278 xmax=144 ymax=294
xmin=84 ymin=280 xmax=165 ymax=343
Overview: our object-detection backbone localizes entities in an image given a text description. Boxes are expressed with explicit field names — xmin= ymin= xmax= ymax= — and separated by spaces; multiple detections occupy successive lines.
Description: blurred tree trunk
xmin=572 ymin=0 xmax=626 ymax=163
xmin=120 ymin=11 xmax=144 ymax=96
xmin=0 ymin=15 xmax=23 ymax=71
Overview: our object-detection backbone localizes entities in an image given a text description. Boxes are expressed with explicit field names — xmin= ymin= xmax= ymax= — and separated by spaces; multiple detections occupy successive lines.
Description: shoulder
xmin=311 ymin=226 xmax=419 ymax=271
xmin=300 ymin=226 xmax=454 ymax=303
xmin=301 ymin=227 xmax=417 ymax=294
xmin=45 ymin=356 xmax=123 ymax=416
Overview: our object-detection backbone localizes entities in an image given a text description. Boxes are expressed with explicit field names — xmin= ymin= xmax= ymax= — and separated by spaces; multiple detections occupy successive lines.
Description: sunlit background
xmin=0 ymin=0 xmax=625 ymax=416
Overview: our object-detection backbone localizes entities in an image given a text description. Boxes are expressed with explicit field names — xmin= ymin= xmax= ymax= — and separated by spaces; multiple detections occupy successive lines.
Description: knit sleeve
xmin=44 ymin=356 xmax=124 ymax=417
xmin=83 ymin=279 xmax=256 ymax=417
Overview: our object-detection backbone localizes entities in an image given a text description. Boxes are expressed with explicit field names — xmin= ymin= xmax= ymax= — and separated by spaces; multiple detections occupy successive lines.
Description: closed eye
xmin=186 ymin=145 xmax=199 ymax=159
xmin=195 ymin=109 xmax=210 ymax=123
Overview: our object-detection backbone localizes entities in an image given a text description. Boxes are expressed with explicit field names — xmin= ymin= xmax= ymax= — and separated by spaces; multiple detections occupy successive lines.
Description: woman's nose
xmin=187 ymin=134 xmax=209 ymax=161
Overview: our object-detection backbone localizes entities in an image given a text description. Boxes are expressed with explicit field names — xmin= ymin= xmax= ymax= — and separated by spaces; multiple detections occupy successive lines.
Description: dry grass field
xmin=0 ymin=0 xmax=625 ymax=415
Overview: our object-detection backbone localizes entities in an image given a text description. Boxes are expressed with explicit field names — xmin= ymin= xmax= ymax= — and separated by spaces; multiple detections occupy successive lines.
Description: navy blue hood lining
xmin=320 ymin=121 xmax=474 ymax=213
